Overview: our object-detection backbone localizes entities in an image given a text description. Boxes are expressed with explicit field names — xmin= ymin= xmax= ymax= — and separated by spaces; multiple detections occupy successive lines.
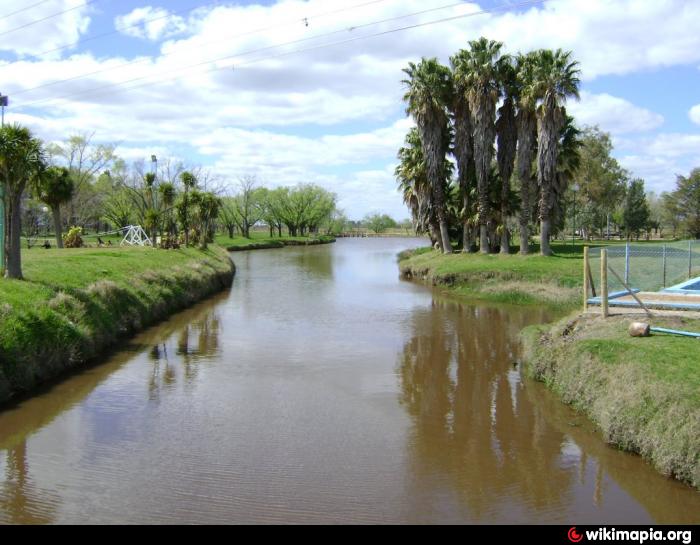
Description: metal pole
xmin=583 ymin=246 xmax=590 ymax=312
xmin=572 ymin=189 xmax=576 ymax=248
xmin=601 ymin=249 xmax=609 ymax=318
xmin=691 ymin=240 xmax=694 ymax=279
xmin=625 ymin=242 xmax=630 ymax=286
xmin=663 ymin=244 xmax=667 ymax=288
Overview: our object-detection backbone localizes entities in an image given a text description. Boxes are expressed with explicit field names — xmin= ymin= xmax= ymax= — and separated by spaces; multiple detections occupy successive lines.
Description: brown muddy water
xmin=0 ymin=238 xmax=698 ymax=524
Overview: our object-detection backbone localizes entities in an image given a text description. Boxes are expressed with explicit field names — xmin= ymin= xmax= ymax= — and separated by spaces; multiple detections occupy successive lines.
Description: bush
xmin=63 ymin=227 xmax=84 ymax=248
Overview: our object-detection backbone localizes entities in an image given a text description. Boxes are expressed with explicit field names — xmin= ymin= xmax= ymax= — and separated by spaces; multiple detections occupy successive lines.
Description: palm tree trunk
xmin=537 ymin=94 xmax=562 ymax=257
xmin=454 ymin=97 xmax=476 ymax=253
xmin=52 ymin=205 xmax=64 ymax=249
xmin=5 ymin=193 xmax=23 ymax=279
xmin=420 ymin=123 xmax=452 ymax=254
xmin=470 ymin=91 xmax=497 ymax=254
xmin=497 ymin=97 xmax=517 ymax=254
xmin=517 ymin=108 xmax=536 ymax=255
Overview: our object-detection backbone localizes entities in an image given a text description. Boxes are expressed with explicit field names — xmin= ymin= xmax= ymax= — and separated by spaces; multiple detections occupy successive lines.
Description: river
xmin=1 ymin=238 xmax=698 ymax=524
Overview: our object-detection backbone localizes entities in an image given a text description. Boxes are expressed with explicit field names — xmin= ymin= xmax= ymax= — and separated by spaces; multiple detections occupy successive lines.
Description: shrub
xmin=63 ymin=226 xmax=84 ymax=248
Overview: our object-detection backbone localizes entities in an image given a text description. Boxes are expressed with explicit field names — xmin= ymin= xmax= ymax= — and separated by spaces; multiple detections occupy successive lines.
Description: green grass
xmin=215 ymin=232 xmax=335 ymax=251
xmin=523 ymin=314 xmax=700 ymax=488
xmin=0 ymin=246 xmax=235 ymax=403
xmin=575 ymin=318 xmax=700 ymax=402
xmin=399 ymin=241 xmax=585 ymax=308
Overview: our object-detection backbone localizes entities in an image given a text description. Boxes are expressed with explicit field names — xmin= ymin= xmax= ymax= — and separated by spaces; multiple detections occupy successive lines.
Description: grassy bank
xmin=522 ymin=314 xmax=700 ymax=489
xmin=0 ymin=246 xmax=235 ymax=404
xmin=215 ymin=233 xmax=336 ymax=251
xmin=398 ymin=243 xmax=583 ymax=308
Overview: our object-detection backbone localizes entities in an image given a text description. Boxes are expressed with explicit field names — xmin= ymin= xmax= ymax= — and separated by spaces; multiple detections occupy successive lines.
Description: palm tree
xmin=530 ymin=49 xmax=581 ymax=256
xmin=158 ymin=182 xmax=176 ymax=241
xmin=550 ymin=115 xmax=582 ymax=234
xmin=35 ymin=166 xmax=74 ymax=249
xmin=453 ymin=38 xmax=503 ymax=253
xmin=396 ymin=128 xmax=435 ymax=243
xmin=402 ymin=58 xmax=453 ymax=254
xmin=448 ymin=54 xmax=477 ymax=252
xmin=180 ymin=171 xmax=197 ymax=246
xmin=495 ymin=56 xmax=518 ymax=254
xmin=0 ymin=125 xmax=45 ymax=279
xmin=515 ymin=52 xmax=538 ymax=255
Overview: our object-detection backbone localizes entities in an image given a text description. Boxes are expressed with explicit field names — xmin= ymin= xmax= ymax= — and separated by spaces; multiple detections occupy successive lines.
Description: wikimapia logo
xmin=567 ymin=527 xmax=693 ymax=544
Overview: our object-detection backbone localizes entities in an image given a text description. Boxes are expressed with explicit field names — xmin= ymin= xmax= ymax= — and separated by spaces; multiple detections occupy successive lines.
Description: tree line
xmin=0 ymin=125 xmax=346 ymax=280
xmin=397 ymin=37 xmax=582 ymax=256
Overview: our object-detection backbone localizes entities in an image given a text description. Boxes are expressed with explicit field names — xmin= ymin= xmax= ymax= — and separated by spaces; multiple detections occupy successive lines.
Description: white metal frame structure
xmin=120 ymin=225 xmax=153 ymax=247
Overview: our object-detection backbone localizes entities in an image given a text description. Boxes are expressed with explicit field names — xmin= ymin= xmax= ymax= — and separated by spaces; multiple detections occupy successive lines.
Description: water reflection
xmin=150 ymin=310 xmax=221 ymax=399
xmin=398 ymin=298 xmax=573 ymax=521
xmin=398 ymin=296 xmax=700 ymax=523
xmin=0 ymin=440 xmax=59 ymax=524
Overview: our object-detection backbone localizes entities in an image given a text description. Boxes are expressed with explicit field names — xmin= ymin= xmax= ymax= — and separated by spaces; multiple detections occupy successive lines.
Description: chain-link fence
xmin=588 ymin=241 xmax=700 ymax=295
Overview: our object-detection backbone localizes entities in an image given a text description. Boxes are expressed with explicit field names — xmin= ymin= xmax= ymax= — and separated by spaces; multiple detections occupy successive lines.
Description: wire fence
xmin=588 ymin=241 xmax=700 ymax=295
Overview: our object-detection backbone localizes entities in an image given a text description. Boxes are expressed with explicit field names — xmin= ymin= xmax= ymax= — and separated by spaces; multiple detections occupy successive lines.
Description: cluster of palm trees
xmin=397 ymin=37 xmax=582 ymax=256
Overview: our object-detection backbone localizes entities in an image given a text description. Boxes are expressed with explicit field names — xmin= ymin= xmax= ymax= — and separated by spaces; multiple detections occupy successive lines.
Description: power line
xmin=17 ymin=0 xmax=547 ymax=110
xmin=10 ymin=0 xmax=392 ymax=97
xmin=0 ymin=0 xmax=100 ymax=39
xmin=1 ymin=0 xmax=224 ymax=67
xmin=15 ymin=0 xmax=477 ymax=106
xmin=0 ymin=0 xmax=55 ymax=21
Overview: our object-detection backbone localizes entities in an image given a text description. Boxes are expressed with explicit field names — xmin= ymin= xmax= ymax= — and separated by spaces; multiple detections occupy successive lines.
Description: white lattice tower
xmin=120 ymin=225 xmax=153 ymax=247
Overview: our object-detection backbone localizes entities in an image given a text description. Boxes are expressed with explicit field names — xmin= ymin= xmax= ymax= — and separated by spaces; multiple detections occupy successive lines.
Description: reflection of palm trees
xmin=0 ymin=440 xmax=59 ymax=524
xmin=398 ymin=298 xmax=573 ymax=519
xmin=149 ymin=312 xmax=221 ymax=397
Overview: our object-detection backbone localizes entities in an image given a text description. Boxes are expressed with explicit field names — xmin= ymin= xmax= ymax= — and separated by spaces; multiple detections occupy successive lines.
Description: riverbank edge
xmin=226 ymin=235 xmax=336 ymax=252
xmin=397 ymin=248 xmax=580 ymax=309
xmin=521 ymin=314 xmax=699 ymax=489
xmin=0 ymin=248 xmax=235 ymax=406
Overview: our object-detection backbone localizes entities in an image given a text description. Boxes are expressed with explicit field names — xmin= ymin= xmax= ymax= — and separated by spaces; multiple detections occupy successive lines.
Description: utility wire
xmin=0 ymin=0 xmax=55 ymax=21
xmin=11 ymin=0 xmax=392 ymax=96
xmin=17 ymin=0 xmax=547 ymax=109
xmin=1 ymin=0 xmax=224 ymax=67
xmin=16 ymin=0 xmax=478 ymax=106
xmin=0 ymin=0 xmax=100 ymax=39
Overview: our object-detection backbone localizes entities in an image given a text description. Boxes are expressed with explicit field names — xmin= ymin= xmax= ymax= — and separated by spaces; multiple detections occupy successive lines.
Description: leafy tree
xmin=673 ymin=168 xmax=700 ymax=239
xmin=0 ymin=124 xmax=45 ymax=279
xmin=364 ymin=213 xmax=397 ymax=234
xmin=621 ymin=179 xmax=650 ymax=240
xmin=34 ymin=166 xmax=74 ymax=249
xmin=573 ymin=127 xmax=628 ymax=238
xmin=661 ymin=191 xmax=682 ymax=239
xmin=47 ymin=133 xmax=116 ymax=227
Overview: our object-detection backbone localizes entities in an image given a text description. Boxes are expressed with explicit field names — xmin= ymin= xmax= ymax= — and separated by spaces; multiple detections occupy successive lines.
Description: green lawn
xmin=523 ymin=313 xmax=700 ymax=488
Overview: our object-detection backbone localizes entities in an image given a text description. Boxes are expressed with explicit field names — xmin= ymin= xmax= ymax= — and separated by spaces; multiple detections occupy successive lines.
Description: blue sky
xmin=1 ymin=0 xmax=699 ymax=219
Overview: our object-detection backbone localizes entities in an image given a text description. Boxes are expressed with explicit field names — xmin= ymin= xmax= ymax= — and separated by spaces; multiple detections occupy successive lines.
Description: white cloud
xmin=115 ymin=7 xmax=187 ymax=42
xmin=690 ymin=104 xmax=700 ymax=126
xmin=0 ymin=0 xmax=92 ymax=58
xmin=619 ymin=133 xmax=700 ymax=194
xmin=568 ymin=92 xmax=664 ymax=134
xmin=4 ymin=0 xmax=700 ymax=217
